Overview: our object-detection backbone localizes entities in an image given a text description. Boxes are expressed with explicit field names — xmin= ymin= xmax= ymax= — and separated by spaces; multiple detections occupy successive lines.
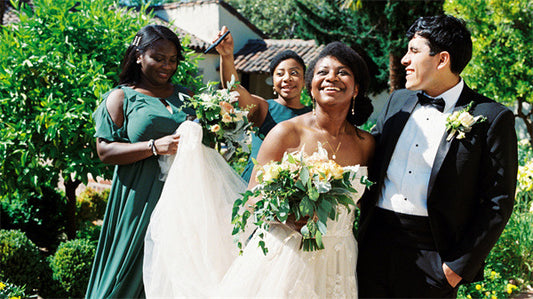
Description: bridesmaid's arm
xmin=214 ymin=26 xmax=269 ymax=128
xmin=96 ymin=89 xmax=180 ymax=165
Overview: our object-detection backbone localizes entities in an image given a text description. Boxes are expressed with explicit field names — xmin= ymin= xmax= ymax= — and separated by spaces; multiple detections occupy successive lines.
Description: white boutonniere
xmin=445 ymin=101 xmax=486 ymax=141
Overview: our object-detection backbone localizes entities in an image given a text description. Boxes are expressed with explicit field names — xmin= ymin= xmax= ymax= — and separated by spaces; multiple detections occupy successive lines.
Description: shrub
xmin=49 ymin=239 xmax=96 ymax=297
xmin=76 ymin=221 xmax=102 ymax=242
xmin=0 ymin=186 xmax=67 ymax=250
xmin=458 ymin=268 xmax=519 ymax=299
xmin=0 ymin=229 xmax=43 ymax=293
xmin=76 ymin=188 xmax=109 ymax=223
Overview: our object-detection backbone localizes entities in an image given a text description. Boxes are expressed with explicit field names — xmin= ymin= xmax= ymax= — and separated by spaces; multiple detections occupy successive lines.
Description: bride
xmin=143 ymin=41 xmax=375 ymax=298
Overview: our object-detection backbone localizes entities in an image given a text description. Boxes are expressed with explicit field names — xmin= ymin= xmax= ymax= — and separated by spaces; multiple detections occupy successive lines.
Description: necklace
xmin=315 ymin=116 xmax=345 ymax=160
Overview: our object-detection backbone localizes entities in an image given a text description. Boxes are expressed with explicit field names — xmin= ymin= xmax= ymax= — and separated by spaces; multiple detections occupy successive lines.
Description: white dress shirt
xmin=377 ymin=80 xmax=464 ymax=216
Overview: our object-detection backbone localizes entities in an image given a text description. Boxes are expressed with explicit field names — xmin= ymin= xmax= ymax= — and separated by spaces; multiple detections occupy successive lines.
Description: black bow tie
xmin=417 ymin=93 xmax=445 ymax=112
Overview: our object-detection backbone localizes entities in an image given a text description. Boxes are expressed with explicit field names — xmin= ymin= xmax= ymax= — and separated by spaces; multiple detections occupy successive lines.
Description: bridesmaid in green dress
xmin=213 ymin=27 xmax=311 ymax=182
xmin=86 ymin=25 xmax=194 ymax=298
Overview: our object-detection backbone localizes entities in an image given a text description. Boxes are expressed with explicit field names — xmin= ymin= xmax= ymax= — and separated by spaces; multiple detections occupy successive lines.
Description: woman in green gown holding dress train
xmin=86 ymin=25 xmax=194 ymax=298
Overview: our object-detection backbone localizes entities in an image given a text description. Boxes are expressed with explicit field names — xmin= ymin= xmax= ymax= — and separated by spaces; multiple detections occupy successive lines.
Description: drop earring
xmin=312 ymin=98 xmax=316 ymax=116
xmin=351 ymin=96 xmax=356 ymax=115
xmin=273 ymin=87 xmax=277 ymax=95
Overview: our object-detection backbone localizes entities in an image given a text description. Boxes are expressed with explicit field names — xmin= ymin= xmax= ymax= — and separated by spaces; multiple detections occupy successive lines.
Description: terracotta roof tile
xmin=234 ymin=39 xmax=324 ymax=73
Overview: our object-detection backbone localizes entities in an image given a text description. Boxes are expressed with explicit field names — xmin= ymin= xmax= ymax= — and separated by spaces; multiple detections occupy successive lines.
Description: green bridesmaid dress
xmin=86 ymin=85 xmax=193 ymax=299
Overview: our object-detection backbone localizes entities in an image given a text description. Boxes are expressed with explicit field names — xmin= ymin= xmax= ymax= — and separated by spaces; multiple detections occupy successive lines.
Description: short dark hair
xmin=406 ymin=15 xmax=472 ymax=74
xmin=119 ymin=25 xmax=184 ymax=85
xmin=305 ymin=41 xmax=373 ymax=126
xmin=269 ymin=50 xmax=306 ymax=75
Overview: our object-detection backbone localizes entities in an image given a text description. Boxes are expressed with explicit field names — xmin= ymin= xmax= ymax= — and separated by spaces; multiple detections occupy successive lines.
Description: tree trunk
xmin=516 ymin=97 xmax=533 ymax=146
xmin=65 ymin=178 xmax=81 ymax=239
xmin=0 ymin=0 xmax=7 ymax=26
xmin=389 ymin=52 xmax=405 ymax=93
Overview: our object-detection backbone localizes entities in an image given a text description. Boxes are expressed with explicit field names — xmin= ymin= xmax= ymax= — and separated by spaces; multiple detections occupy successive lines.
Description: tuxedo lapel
xmin=379 ymin=93 xmax=419 ymax=181
xmin=427 ymin=86 xmax=476 ymax=197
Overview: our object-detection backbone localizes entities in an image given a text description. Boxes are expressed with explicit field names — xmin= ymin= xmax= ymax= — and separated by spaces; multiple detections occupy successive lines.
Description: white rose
xmin=458 ymin=111 xmax=475 ymax=128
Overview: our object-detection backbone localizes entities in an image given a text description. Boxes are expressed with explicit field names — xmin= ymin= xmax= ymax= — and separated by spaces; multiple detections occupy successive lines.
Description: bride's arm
xmin=246 ymin=121 xmax=308 ymax=231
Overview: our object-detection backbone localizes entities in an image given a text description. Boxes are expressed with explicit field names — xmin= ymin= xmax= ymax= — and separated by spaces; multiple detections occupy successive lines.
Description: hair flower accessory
xmin=445 ymin=101 xmax=486 ymax=141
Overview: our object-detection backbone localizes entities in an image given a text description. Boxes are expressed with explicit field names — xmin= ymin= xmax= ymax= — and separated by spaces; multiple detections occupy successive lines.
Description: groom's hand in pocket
xmin=442 ymin=263 xmax=462 ymax=287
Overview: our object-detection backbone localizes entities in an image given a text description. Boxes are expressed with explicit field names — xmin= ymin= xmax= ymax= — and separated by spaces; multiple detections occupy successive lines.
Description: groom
xmin=357 ymin=15 xmax=518 ymax=298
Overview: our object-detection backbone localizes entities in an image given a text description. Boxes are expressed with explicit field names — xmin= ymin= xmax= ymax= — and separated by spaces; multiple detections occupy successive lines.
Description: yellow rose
xmin=263 ymin=164 xmax=281 ymax=182
xmin=210 ymin=124 xmax=221 ymax=132
xmin=475 ymin=284 xmax=482 ymax=290
xmin=0 ymin=282 xmax=5 ymax=290
xmin=328 ymin=160 xmax=344 ymax=180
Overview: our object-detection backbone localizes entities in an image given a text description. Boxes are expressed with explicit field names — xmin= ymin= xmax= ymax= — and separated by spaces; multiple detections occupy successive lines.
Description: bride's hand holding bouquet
xmin=232 ymin=143 xmax=372 ymax=254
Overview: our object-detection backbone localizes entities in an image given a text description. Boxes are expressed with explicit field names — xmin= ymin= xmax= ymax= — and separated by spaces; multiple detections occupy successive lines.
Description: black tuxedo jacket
xmin=359 ymin=85 xmax=518 ymax=282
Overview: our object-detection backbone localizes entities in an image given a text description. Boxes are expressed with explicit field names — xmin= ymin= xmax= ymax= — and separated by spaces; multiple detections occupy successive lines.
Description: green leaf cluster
xmin=227 ymin=0 xmax=299 ymax=39
xmin=444 ymin=0 xmax=533 ymax=143
xmin=0 ymin=229 xmax=44 ymax=293
xmin=0 ymin=0 xmax=151 ymax=197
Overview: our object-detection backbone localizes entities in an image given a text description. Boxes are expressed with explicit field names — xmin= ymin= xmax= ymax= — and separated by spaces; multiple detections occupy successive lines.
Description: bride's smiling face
xmin=310 ymin=56 xmax=358 ymax=108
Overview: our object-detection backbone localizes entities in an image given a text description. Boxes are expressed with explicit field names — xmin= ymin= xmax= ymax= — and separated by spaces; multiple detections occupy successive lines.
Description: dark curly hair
xmin=119 ymin=25 xmax=184 ymax=85
xmin=269 ymin=50 xmax=306 ymax=76
xmin=406 ymin=15 xmax=472 ymax=74
xmin=305 ymin=41 xmax=373 ymax=126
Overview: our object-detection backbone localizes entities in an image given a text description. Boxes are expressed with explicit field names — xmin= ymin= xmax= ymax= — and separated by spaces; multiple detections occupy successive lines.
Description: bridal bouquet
xmin=186 ymin=76 xmax=253 ymax=160
xmin=231 ymin=144 xmax=373 ymax=254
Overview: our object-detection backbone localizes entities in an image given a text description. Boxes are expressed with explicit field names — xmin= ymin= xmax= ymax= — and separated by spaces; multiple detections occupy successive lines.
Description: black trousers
xmin=357 ymin=208 xmax=459 ymax=298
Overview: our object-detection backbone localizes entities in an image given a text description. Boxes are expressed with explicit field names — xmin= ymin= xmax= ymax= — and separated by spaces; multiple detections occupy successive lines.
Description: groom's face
xmin=401 ymin=34 xmax=442 ymax=95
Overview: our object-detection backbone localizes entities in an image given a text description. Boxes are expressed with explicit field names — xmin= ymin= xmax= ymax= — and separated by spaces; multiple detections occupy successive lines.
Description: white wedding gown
xmin=144 ymin=121 xmax=366 ymax=298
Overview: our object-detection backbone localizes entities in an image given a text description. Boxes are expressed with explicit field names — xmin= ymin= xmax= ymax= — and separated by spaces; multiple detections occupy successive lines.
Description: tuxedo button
xmin=408 ymin=171 xmax=412 ymax=174
xmin=404 ymin=197 xmax=408 ymax=201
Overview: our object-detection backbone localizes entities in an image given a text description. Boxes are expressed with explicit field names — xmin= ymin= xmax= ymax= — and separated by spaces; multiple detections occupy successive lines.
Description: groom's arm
xmin=445 ymin=107 xmax=518 ymax=282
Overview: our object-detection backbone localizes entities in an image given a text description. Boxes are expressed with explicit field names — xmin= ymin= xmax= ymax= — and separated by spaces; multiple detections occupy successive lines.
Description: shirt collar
xmin=423 ymin=79 xmax=464 ymax=113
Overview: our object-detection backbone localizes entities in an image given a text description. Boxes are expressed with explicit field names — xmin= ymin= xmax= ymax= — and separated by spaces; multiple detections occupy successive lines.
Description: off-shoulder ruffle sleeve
xmin=92 ymin=89 xmax=129 ymax=142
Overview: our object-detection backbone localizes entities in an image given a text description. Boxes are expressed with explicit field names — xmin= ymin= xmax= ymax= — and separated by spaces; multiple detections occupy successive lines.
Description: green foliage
xmin=76 ymin=220 xmax=102 ymax=242
xmin=0 ymin=280 xmax=27 ymax=299
xmin=0 ymin=229 xmax=43 ymax=293
xmin=48 ymin=238 xmax=96 ymax=298
xmin=458 ymin=268 xmax=519 ymax=298
xmin=0 ymin=185 xmax=66 ymax=249
xmin=227 ymin=0 xmax=298 ymax=39
xmin=76 ymin=188 xmax=109 ymax=224
xmin=444 ymin=0 xmax=533 ymax=143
